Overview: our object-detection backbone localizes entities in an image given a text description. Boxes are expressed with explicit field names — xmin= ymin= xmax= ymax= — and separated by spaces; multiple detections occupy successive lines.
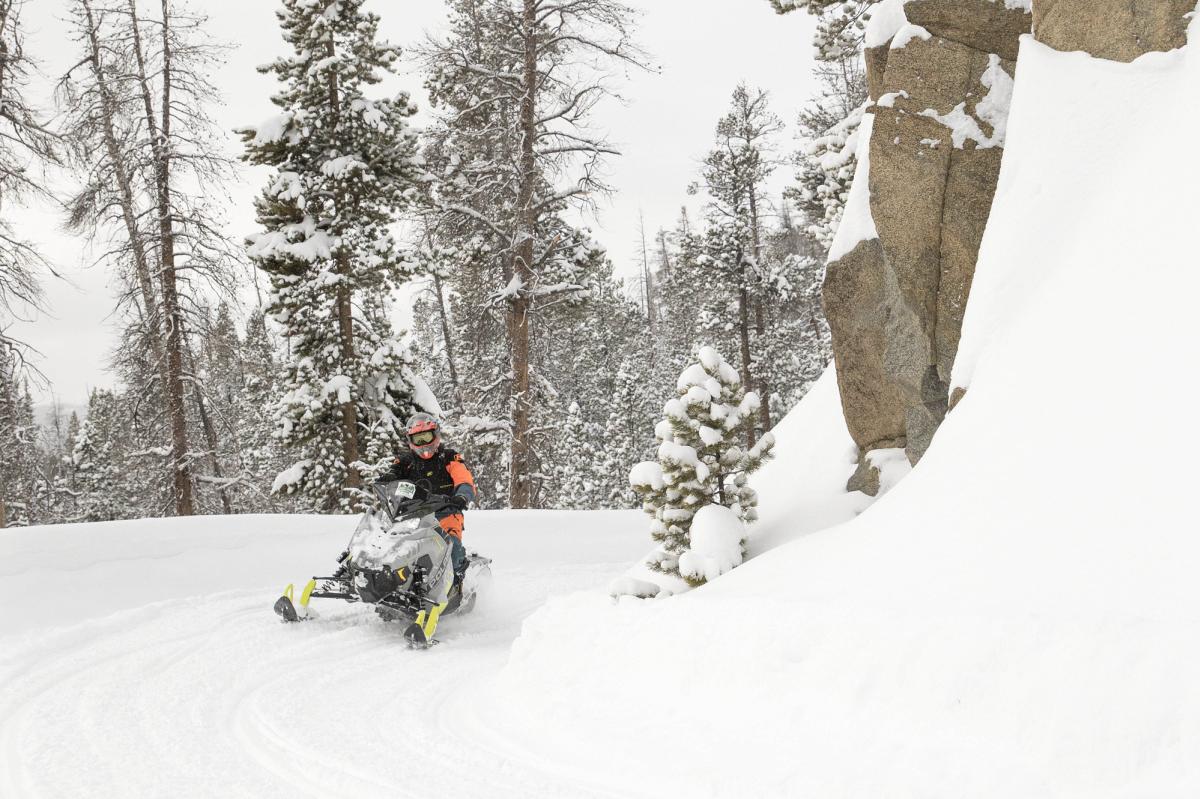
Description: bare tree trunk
xmin=508 ymin=0 xmax=538 ymax=509
xmin=656 ymin=229 xmax=673 ymax=276
xmin=736 ymin=248 xmax=755 ymax=449
xmin=128 ymin=0 xmax=193 ymax=515
xmin=639 ymin=210 xmax=655 ymax=335
xmin=325 ymin=34 xmax=360 ymax=498
xmin=433 ymin=271 xmax=462 ymax=408
xmin=185 ymin=345 xmax=233 ymax=514
xmin=81 ymin=0 xmax=165 ymax=387
xmin=747 ymin=186 xmax=771 ymax=432
xmin=423 ymin=225 xmax=461 ymax=408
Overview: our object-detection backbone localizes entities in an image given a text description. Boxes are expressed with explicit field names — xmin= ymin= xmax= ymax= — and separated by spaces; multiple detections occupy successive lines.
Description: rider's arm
xmin=447 ymin=455 xmax=476 ymax=507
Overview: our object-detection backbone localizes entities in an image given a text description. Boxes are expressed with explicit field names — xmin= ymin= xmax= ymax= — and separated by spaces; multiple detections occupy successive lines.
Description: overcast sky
xmin=11 ymin=0 xmax=818 ymax=407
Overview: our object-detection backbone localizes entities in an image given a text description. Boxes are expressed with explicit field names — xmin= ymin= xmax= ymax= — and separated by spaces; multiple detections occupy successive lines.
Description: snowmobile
xmin=273 ymin=480 xmax=492 ymax=648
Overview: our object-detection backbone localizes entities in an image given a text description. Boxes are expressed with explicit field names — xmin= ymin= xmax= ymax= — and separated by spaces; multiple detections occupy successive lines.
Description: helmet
xmin=406 ymin=412 xmax=441 ymax=460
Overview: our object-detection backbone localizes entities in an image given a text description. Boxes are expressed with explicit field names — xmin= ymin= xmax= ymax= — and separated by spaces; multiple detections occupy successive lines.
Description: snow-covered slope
xmin=745 ymin=368 xmax=872 ymax=555
xmin=474 ymin=24 xmax=1200 ymax=798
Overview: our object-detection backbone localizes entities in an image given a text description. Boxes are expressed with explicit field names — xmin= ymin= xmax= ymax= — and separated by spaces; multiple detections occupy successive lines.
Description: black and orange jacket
xmin=379 ymin=446 xmax=477 ymax=516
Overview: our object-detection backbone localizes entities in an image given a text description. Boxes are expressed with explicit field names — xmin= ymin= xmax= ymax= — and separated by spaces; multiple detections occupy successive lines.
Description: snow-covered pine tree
xmin=766 ymin=0 xmax=880 ymax=62
xmin=697 ymin=84 xmax=784 ymax=437
xmin=0 ymin=350 xmax=37 ymax=525
xmin=601 ymin=361 xmax=660 ymax=509
xmin=72 ymin=389 xmax=128 ymax=522
xmin=188 ymin=303 xmax=279 ymax=513
xmin=653 ymin=211 xmax=712 ymax=376
xmin=755 ymin=205 xmax=832 ymax=417
xmin=631 ymin=347 xmax=775 ymax=585
xmin=549 ymin=401 xmax=596 ymax=509
xmin=241 ymin=0 xmax=431 ymax=510
xmin=50 ymin=409 xmax=83 ymax=522
xmin=237 ymin=309 xmax=292 ymax=511
xmin=790 ymin=59 xmax=869 ymax=251
xmin=417 ymin=0 xmax=650 ymax=508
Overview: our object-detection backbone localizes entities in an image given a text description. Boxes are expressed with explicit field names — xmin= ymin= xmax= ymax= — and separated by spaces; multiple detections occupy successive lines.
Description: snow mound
xmin=677 ymin=505 xmax=744 ymax=584
xmin=478 ymin=24 xmax=1200 ymax=797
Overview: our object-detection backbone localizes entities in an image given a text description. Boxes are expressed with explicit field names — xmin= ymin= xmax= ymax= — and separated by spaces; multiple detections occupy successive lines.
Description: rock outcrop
xmin=822 ymin=0 xmax=1196 ymax=495
xmin=906 ymin=0 xmax=1032 ymax=61
xmin=822 ymin=0 xmax=1029 ymax=491
xmin=1033 ymin=0 xmax=1193 ymax=61
xmin=823 ymin=237 xmax=907 ymax=456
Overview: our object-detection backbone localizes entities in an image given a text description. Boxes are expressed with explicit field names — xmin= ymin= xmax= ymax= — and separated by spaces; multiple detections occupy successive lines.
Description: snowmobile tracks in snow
xmin=0 ymin=568 xmax=629 ymax=798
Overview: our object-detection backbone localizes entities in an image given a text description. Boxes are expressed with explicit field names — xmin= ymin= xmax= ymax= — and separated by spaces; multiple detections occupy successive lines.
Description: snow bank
xmin=479 ymin=26 xmax=1200 ymax=797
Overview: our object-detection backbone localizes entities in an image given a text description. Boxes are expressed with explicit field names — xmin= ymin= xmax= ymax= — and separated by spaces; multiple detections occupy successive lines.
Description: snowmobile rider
xmin=376 ymin=412 xmax=476 ymax=584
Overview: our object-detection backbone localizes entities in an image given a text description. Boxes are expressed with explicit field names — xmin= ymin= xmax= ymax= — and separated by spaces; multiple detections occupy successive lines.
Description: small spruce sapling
xmin=630 ymin=346 xmax=775 ymax=585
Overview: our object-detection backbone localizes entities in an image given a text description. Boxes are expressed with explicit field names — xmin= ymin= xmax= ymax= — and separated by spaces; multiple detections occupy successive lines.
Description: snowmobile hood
xmin=347 ymin=511 xmax=448 ymax=571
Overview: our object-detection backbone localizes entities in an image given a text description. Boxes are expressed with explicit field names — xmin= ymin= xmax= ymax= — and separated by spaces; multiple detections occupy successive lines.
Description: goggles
xmin=408 ymin=430 xmax=436 ymax=446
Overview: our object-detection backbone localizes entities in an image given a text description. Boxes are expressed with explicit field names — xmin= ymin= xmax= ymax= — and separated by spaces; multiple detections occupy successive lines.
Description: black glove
xmin=332 ymin=549 xmax=350 ymax=579
xmin=449 ymin=494 xmax=469 ymax=512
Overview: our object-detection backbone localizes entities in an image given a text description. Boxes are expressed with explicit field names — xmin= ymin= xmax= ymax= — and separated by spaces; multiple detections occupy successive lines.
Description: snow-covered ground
xmin=0 ymin=373 xmax=866 ymax=798
xmin=6 ymin=19 xmax=1200 ymax=799
xmin=0 ymin=511 xmax=648 ymax=798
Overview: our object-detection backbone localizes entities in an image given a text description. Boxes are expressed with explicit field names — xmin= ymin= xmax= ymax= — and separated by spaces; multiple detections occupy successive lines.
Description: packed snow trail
xmin=0 ymin=511 xmax=647 ymax=799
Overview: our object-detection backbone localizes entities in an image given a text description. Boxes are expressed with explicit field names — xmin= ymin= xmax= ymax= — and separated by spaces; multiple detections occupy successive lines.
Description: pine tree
xmin=549 ymin=401 xmax=595 ymax=509
xmin=0 ymin=351 xmax=37 ymax=525
xmin=790 ymin=59 xmax=869 ymax=252
xmin=188 ymin=303 xmax=279 ymax=512
xmin=631 ymin=347 xmax=775 ymax=584
xmin=72 ymin=389 xmax=128 ymax=521
xmin=767 ymin=0 xmax=880 ymax=61
xmin=601 ymin=362 xmax=660 ymax=509
xmin=417 ymin=0 xmax=650 ymax=508
xmin=241 ymin=0 xmax=431 ymax=511
xmin=239 ymin=309 xmax=291 ymax=511
xmin=694 ymin=85 xmax=785 ymax=438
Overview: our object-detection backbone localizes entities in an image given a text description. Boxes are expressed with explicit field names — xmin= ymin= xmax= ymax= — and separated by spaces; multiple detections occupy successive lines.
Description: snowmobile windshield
xmin=346 ymin=510 xmax=448 ymax=571
xmin=373 ymin=480 xmax=419 ymax=519
xmin=373 ymin=479 xmax=457 ymax=523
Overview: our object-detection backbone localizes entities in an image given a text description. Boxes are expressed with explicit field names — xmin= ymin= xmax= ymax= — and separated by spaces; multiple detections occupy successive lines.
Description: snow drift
xmin=479 ymin=23 xmax=1200 ymax=798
